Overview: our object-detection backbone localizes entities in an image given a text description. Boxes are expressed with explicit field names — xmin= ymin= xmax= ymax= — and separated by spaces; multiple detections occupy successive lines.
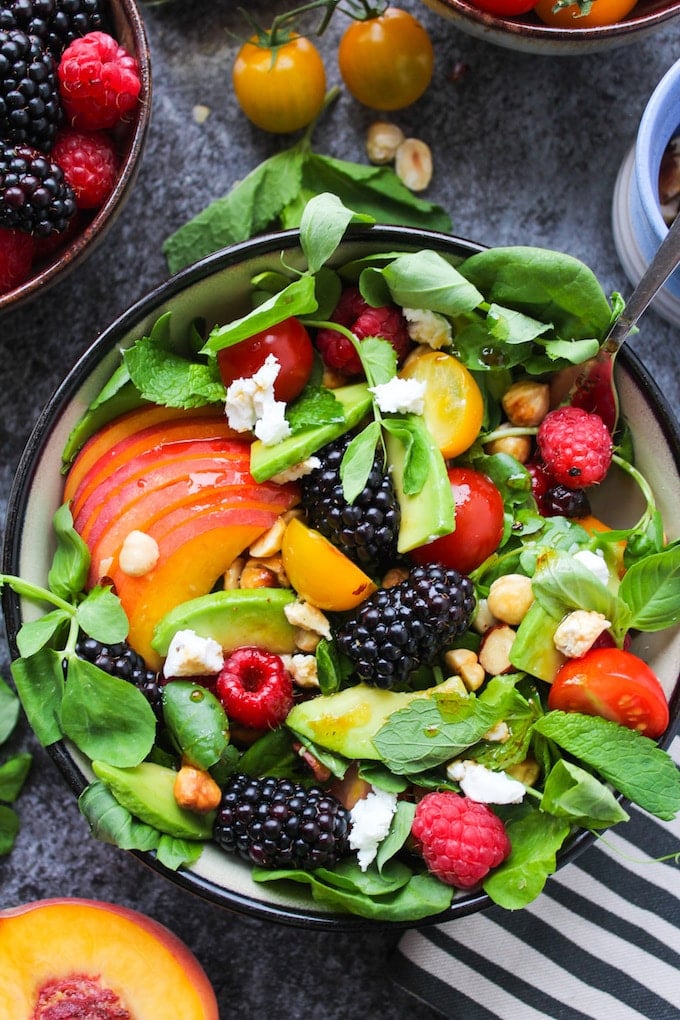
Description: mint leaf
xmin=123 ymin=333 xmax=224 ymax=409
xmin=618 ymin=544 xmax=680 ymax=632
xmin=534 ymin=711 xmax=680 ymax=820
xmin=286 ymin=385 xmax=344 ymax=434
xmin=163 ymin=146 xmax=306 ymax=274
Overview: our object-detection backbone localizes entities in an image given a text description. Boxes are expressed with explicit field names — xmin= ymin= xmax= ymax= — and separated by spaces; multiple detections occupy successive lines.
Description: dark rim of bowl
xmin=0 ymin=0 xmax=152 ymax=315
xmin=421 ymin=0 xmax=680 ymax=43
xmin=3 ymin=223 xmax=680 ymax=929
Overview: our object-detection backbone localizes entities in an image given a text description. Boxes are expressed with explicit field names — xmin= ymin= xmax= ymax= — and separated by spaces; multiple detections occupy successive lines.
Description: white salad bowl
xmin=3 ymin=225 xmax=680 ymax=929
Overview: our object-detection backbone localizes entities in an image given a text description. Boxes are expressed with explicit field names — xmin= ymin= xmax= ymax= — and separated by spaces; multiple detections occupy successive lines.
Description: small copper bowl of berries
xmin=0 ymin=0 xmax=150 ymax=311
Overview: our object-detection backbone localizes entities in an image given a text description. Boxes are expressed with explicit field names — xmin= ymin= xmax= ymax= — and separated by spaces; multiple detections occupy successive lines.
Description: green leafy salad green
xmin=2 ymin=193 xmax=680 ymax=923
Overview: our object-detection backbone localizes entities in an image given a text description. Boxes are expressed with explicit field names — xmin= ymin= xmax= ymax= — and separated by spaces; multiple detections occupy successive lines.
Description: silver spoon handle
xmin=606 ymin=211 xmax=680 ymax=352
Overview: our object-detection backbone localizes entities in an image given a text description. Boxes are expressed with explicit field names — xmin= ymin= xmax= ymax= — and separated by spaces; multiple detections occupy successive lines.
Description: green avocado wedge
xmin=91 ymin=760 xmax=215 ymax=839
xmin=152 ymin=588 xmax=298 ymax=658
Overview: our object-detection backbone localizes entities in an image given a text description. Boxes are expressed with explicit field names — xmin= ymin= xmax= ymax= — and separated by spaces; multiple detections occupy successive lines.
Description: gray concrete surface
xmin=1 ymin=1 xmax=679 ymax=1017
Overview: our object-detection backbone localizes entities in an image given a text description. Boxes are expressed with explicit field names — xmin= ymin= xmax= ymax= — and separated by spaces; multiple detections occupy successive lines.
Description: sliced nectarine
xmin=69 ymin=417 xmax=237 ymax=518
xmin=63 ymin=404 xmax=224 ymax=502
xmin=0 ymin=898 xmax=218 ymax=1020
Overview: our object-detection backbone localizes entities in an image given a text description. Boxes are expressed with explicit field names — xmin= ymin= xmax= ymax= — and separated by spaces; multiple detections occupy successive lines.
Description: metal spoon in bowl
xmin=563 ymin=211 xmax=680 ymax=432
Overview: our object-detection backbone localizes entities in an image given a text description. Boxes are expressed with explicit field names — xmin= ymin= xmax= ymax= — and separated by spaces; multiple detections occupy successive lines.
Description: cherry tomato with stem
xmin=533 ymin=0 xmax=637 ymax=27
xmin=337 ymin=6 xmax=434 ymax=111
xmin=548 ymin=647 xmax=669 ymax=738
xmin=232 ymin=33 xmax=326 ymax=134
xmin=410 ymin=466 xmax=505 ymax=575
xmin=217 ymin=318 xmax=315 ymax=403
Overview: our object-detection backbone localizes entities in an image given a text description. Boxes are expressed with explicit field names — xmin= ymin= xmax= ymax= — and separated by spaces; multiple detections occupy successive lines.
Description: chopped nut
xmin=382 ymin=566 xmax=410 ymax=588
xmin=366 ymin=120 xmax=405 ymax=164
xmin=484 ymin=425 xmax=532 ymax=464
xmin=284 ymin=599 xmax=331 ymax=639
xmin=293 ymin=741 xmax=331 ymax=782
xmin=118 ymin=530 xmax=159 ymax=577
xmin=239 ymin=559 xmax=279 ymax=589
xmin=445 ymin=647 xmax=477 ymax=671
xmin=478 ymin=624 xmax=516 ymax=676
xmin=223 ymin=556 xmax=246 ymax=590
xmin=294 ymin=627 xmax=321 ymax=653
xmin=501 ymin=380 xmax=550 ymax=427
xmin=487 ymin=574 xmax=534 ymax=626
xmin=506 ymin=757 xmax=541 ymax=787
xmin=444 ymin=647 xmax=485 ymax=691
xmin=483 ymin=721 xmax=510 ymax=743
xmin=173 ymin=765 xmax=222 ymax=814
xmin=395 ymin=138 xmax=433 ymax=192
xmin=439 ymin=675 xmax=468 ymax=696
xmin=281 ymin=653 xmax=320 ymax=689
xmin=472 ymin=598 xmax=496 ymax=634
xmin=249 ymin=517 xmax=287 ymax=558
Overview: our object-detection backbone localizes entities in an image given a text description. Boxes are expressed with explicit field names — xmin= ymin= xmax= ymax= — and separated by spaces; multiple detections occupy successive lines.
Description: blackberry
xmin=542 ymin=483 xmax=591 ymax=519
xmin=335 ymin=563 xmax=476 ymax=689
xmin=0 ymin=0 xmax=53 ymax=41
xmin=76 ymin=636 xmax=163 ymax=715
xmin=0 ymin=138 xmax=76 ymax=234
xmin=300 ymin=433 xmax=400 ymax=575
xmin=0 ymin=28 xmax=62 ymax=148
xmin=214 ymin=773 xmax=351 ymax=871
xmin=47 ymin=0 xmax=106 ymax=57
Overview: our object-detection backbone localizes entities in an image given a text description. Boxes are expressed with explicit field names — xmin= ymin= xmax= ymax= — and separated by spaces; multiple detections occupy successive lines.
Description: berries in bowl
xmin=0 ymin=0 xmax=150 ymax=311
xmin=3 ymin=197 xmax=680 ymax=928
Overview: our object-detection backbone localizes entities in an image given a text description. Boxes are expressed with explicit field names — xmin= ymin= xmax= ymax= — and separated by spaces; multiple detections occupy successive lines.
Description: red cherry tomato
xmin=217 ymin=318 xmax=314 ymax=403
xmin=410 ymin=466 xmax=505 ymax=575
xmin=469 ymin=0 xmax=538 ymax=14
xmin=548 ymin=647 xmax=669 ymax=738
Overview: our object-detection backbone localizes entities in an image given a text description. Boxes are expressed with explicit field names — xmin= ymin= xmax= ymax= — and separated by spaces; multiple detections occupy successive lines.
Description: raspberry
xmin=58 ymin=30 xmax=140 ymax=130
xmin=215 ymin=646 xmax=293 ymax=730
xmin=52 ymin=127 xmax=117 ymax=208
xmin=315 ymin=285 xmax=411 ymax=376
xmin=0 ymin=224 xmax=33 ymax=291
xmin=411 ymin=792 xmax=511 ymax=889
xmin=537 ymin=405 xmax=613 ymax=490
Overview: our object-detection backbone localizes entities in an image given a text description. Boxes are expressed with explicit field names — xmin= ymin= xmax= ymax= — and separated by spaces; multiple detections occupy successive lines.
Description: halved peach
xmin=0 ymin=898 xmax=218 ymax=1019
xmin=281 ymin=517 xmax=377 ymax=611
xmin=63 ymin=404 xmax=223 ymax=502
xmin=68 ymin=417 xmax=236 ymax=518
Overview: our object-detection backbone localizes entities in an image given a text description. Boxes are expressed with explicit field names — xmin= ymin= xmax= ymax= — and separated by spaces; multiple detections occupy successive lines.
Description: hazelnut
xmin=173 ymin=765 xmax=222 ymax=814
xmin=366 ymin=120 xmax=405 ymax=164
xmin=394 ymin=138 xmax=433 ymax=192
xmin=501 ymin=380 xmax=550 ymax=427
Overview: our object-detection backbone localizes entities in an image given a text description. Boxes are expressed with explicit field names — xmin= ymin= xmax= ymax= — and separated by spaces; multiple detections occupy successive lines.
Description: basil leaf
xmin=75 ymin=586 xmax=129 ymax=645
xmin=533 ymin=711 xmax=680 ymax=820
xmin=483 ymin=810 xmax=571 ymax=909
xmin=378 ymin=250 xmax=483 ymax=316
xmin=340 ymin=421 xmax=381 ymax=504
xmin=10 ymin=648 xmax=64 ymax=746
xmin=48 ymin=503 xmax=90 ymax=598
xmin=0 ymin=753 xmax=32 ymax=802
xmin=202 ymin=275 xmax=318 ymax=354
xmin=618 ymin=544 xmax=680 ymax=631
xmin=541 ymin=759 xmax=629 ymax=828
xmin=62 ymin=658 xmax=156 ymax=767
xmin=300 ymin=192 xmax=374 ymax=275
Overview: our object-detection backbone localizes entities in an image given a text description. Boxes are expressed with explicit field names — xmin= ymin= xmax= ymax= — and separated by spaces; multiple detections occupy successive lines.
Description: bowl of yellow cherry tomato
xmin=420 ymin=0 xmax=680 ymax=53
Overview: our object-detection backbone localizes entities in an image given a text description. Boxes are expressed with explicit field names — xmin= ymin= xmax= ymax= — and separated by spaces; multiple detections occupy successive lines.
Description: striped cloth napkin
xmin=393 ymin=735 xmax=680 ymax=1020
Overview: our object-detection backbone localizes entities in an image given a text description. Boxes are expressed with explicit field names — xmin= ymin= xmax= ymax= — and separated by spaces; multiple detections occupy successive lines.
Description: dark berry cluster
xmin=335 ymin=563 xmax=476 ymax=689
xmin=214 ymin=773 xmax=351 ymax=871
xmin=301 ymin=433 xmax=401 ymax=575
xmin=76 ymin=636 xmax=163 ymax=715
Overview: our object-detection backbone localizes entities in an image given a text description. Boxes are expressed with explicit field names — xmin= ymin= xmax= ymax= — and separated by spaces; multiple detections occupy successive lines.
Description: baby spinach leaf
xmin=459 ymin=246 xmax=613 ymax=342
xmin=48 ymin=503 xmax=90 ymax=598
xmin=0 ymin=753 xmax=32 ymax=803
xmin=75 ymin=586 xmax=129 ymax=646
xmin=376 ymin=800 xmax=416 ymax=872
xmin=317 ymin=857 xmax=412 ymax=895
xmin=79 ymin=781 xmax=161 ymax=851
xmin=123 ymin=332 xmax=224 ymax=409
xmin=618 ymin=544 xmax=680 ymax=631
xmin=483 ymin=810 xmax=571 ymax=909
xmin=202 ymin=275 xmax=318 ymax=354
xmin=0 ymin=806 xmax=19 ymax=856
xmin=340 ymin=421 xmax=381 ymax=504
xmin=237 ymin=727 xmax=298 ymax=778
xmin=0 ymin=677 xmax=20 ymax=744
xmin=300 ymin=192 xmax=374 ymax=275
xmin=16 ymin=609 xmax=70 ymax=657
xmin=377 ymin=250 xmax=483 ymax=316
xmin=156 ymin=835 xmax=204 ymax=871
xmin=61 ymin=658 xmax=156 ymax=767
xmin=541 ymin=759 xmax=629 ymax=828
xmin=534 ymin=711 xmax=680 ymax=820
xmin=10 ymin=648 xmax=64 ymax=746
xmin=373 ymin=697 xmax=501 ymax=774
xmin=487 ymin=303 xmax=551 ymax=344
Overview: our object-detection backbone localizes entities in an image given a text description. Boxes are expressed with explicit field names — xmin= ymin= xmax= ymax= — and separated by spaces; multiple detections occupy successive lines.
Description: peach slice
xmin=63 ymin=404 xmax=223 ymax=502
xmin=0 ymin=898 xmax=218 ymax=1019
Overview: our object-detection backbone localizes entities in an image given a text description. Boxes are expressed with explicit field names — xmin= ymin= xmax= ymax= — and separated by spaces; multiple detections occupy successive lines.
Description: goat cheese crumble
xmin=349 ymin=786 xmax=398 ymax=871
xmin=164 ymin=629 xmax=225 ymax=678
xmin=370 ymin=376 xmax=426 ymax=415
xmin=225 ymin=354 xmax=292 ymax=446
xmin=446 ymin=760 xmax=526 ymax=805
xmin=402 ymin=307 xmax=452 ymax=349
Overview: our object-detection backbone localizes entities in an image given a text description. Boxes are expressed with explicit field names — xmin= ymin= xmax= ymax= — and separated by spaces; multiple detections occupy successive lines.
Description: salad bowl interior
xmin=3 ymin=225 xmax=680 ymax=929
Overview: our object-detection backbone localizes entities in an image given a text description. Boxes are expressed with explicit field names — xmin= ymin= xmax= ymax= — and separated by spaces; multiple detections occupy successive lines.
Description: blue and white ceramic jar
xmin=613 ymin=58 xmax=680 ymax=326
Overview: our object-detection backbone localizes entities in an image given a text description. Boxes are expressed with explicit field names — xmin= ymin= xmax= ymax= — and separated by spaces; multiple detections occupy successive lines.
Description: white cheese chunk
xmin=553 ymin=610 xmax=610 ymax=658
xmin=446 ymin=759 xmax=526 ymax=805
xmin=225 ymin=354 xmax=292 ymax=446
xmin=349 ymin=786 xmax=398 ymax=871
xmin=163 ymin=629 xmax=224 ymax=679
xmin=573 ymin=548 xmax=609 ymax=587
xmin=402 ymin=307 xmax=452 ymax=349
xmin=370 ymin=376 xmax=426 ymax=415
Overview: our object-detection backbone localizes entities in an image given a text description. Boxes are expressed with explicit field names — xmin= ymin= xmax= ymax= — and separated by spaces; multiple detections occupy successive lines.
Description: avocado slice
xmin=286 ymin=683 xmax=429 ymax=760
xmin=92 ymin=760 xmax=215 ymax=839
xmin=385 ymin=415 xmax=455 ymax=554
xmin=510 ymin=601 xmax=566 ymax=683
xmin=152 ymin=588 xmax=298 ymax=658
xmin=249 ymin=382 xmax=372 ymax=482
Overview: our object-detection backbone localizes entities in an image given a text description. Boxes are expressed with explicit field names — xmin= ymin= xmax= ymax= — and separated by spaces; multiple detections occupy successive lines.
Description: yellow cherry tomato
xmin=337 ymin=7 xmax=434 ymax=111
xmin=533 ymin=0 xmax=637 ymax=27
xmin=400 ymin=350 xmax=484 ymax=459
xmin=232 ymin=34 xmax=326 ymax=134
xmin=281 ymin=517 xmax=377 ymax=612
